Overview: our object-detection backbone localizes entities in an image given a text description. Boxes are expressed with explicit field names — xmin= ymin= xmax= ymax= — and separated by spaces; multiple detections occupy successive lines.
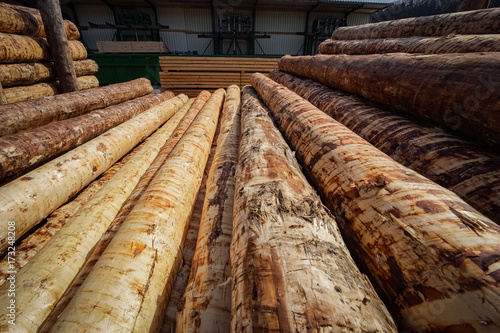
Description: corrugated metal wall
xmin=346 ymin=12 xmax=371 ymax=26
xmin=75 ymin=5 xmax=116 ymax=51
xmin=255 ymin=11 xmax=305 ymax=55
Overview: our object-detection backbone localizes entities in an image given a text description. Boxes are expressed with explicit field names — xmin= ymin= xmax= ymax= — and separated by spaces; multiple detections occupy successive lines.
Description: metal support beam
xmin=344 ymin=4 xmax=364 ymax=25
xmin=303 ymin=0 xmax=320 ymax=55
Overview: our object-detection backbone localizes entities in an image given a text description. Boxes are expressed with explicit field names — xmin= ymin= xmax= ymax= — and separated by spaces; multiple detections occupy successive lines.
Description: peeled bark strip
xmin=0 ymin=3 xmax=80 ymax=39
xmin=0 ymin=99 xmax=190 ymax=332
xmin=252 ymin=73 xmax=500 ymax=333
xmin=0 ymin=59 xmax=99 ymax=87
xmin=3 ymin=75 xmax=99 ymax=104
xmin=331 ymin=7 xmax=500 ymax=40
xmin=0 ymin=91 xmax=175 ymax=182
xmin=278 ymin=53 xmax=500 ymax=146
xmin=51 ymin=89 xmax=224 ymax=333
xmin=0 ymin=78 xmax=153 ymax=137
xmin=319 ymin=34 xmax=500 ymax=55
xmin=0 ymin=94 xmax=188 ymax=253
xmin=39 ymin=98 xmax=202 ymax=333
xmin=0 ymin=140 xmax=142 ymax=289
xmin=0 ymin=32 xmax=86 ymax=63
xmin=177 ymin=85 xmax=241 ymax=332
xmin=230 ymin=86 xmax=396 ymax=332
xmin=270 ymin=70 xmax=500 ymax=225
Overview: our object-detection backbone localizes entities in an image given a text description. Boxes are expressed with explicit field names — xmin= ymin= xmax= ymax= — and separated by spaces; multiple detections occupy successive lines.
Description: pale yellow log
xmin=176 ymin=85 xmax=240 ymax=332
xmin=50 ymin=89 xmax=225 ymax=333
xmin=0 ymin=94 xmax=188 ymax=253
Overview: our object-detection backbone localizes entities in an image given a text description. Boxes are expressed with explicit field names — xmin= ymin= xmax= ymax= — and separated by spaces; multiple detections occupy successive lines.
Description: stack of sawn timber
xmin=0 ymin=2 xmax=98 ymax=104
xmin=159 ymin=56 xmax=278 ymax=97
xmin=258 ymin=6 xmax=500 ymax=333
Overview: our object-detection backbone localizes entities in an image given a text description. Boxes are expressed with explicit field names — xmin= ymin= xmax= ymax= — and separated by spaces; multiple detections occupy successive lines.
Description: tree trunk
xmin=0 ymin=32 xmax=86 ymax=63
xmin=251 ymin=72 xmax=500 ymax=333
xmin=36 ymin=0 xmax=78 ymax=93
xmin=3 ymin=75 xmax=99 ymax=104
xmin=230 ymin=85 xmax=397 ymax=332
xmin=331 ymin=8 xmax=500 ymax=40
xmin=319 ymin=34 xmax=500 ymax=55
xmin=50 ymin=90 xmax=224 ymax=333
xmin=0 ymin=94 xmax=188 ymax=253
xmin=177 ymin=85 xmax=241 ymax=332
xmin=0 ymin=59 xmax=98 ymax=87
xmin=278 ymin=53 xmax=500 ymax=147
xmin=269 ymin=70 xmax=500 ymax=225
xmin=0 ymin=91 xmax=175 ymax=183
xmin=0 ymin=98 xmax=191 ymax=332
xmin=0 ymin=2 xmax=80 ymax=39
xmin=0 ymin=78 xmax=153 ymax=137
xmin=458 ymin=0 xmax=491 ymax=12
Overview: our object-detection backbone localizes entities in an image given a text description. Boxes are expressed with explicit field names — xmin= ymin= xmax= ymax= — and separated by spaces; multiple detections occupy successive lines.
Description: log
xmin=0 ymin=82 xmax=6 ymax=105
xmin=0 ymin=32 xmax=86 ymax=63
xmin=251 ymin=73 xmax=500 ymax=333
xmin=269 ymin=70 xmax=500 ymax=225
xmin=230 ymin=85 xmax=397 ymax=332
xmin=458 ymin=0 xmax=491 ymax=12
xmin=330 ymin=7 xmax=500 ymax=40
xmin=318 ymin=34 xmax=500 ymax=55
xmin=0 ymin=78 xmax=153 ymax=137
xmin=0 ymin=137 xmax=142 ymax=289
xmin=36 ymin=0 xmax=79 ymax=92
xmin=176 ymin=85 xmax=241 ymax=332
xmin=3 ymin=75 xmax=99 ymax=104
xmin=0 ymin=91 xmax=175 ymax=182
xmin=278 ymin=53 xmax=500 ymax=147
xmin=0 ymin=98 xmax=191 ymax=332
xmin=0 ymin=2 xmax=80 ymax=39
xmin=0 ymin=94 xmax=188 ymax=253
xmin=0 ymin=59 xmax=98 ymax=87
xmin=50 ymin=89 xmax=224 ymax=333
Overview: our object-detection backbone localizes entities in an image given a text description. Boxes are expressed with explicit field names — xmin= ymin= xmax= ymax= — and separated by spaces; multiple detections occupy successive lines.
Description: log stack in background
xmin=0 ymin=3 xmax=98 ymax=103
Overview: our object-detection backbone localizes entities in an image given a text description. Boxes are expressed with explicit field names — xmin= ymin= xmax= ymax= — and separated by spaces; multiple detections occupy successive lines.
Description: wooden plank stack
xmin=97 ymin=41 xmax=169 ymax=54
xmin=0 ymin=3 xmax=98 ymax=104
xmin=159 ymin=56 xmax=278 ymax=97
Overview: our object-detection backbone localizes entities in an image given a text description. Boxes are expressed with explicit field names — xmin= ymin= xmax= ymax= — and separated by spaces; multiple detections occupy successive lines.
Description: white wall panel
xmin=75 ymin=5 xmax=115 ymax=51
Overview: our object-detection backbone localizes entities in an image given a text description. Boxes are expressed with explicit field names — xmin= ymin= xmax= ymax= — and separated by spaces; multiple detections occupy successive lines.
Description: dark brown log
xmin=0 ymin=60 xmax=98 ymax=87
xmin=0 ymin=2 xmax=80 ymax=39
xmin=251 ymin=72 xmax=500 ymax=333
xmin=270 ymin=70 xmax=500 ymax=225
xmin=0 ymin=78 xmax=153 ymax=137
xmin=319 ymin=34 xmax=500 ymax=55
xmin=36 ymin=0 xmax=78 ymax=93
xmin=331 ymin=8 xmax=500 ymax=40
xmin=0 ymin=32 xmax=87 ymax=63
xmin=278 ymin=53 xmax=500 ymax=147
xmin=0 ymin=82 xmax=6 ymax=105
xmin=0 ymin=91 xmax=175 ymax=182
xmin=458 ymin=0 xmax=491 ymax=11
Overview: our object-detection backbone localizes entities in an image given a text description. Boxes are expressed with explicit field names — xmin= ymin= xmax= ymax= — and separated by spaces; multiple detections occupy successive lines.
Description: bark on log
xmin=0 ymin=78 xmax=153 ymax=137
xmin=230 ymin=85 xmax=397 ymax=332
xmin=177 ymin=85 xmax=241 ymax=332
xmin=0 ymin=91 xmax=175 ymax=183
xmin=278 ymin=53 xmax=500 ymax=147
xmin=50 ymin=90 xmax=224 ymax=333
xmin=269 ymin=70 xmax=500 ymax=225
xmin=36 ymin=0 xmax=79 ymax=92
xmin=318 ymin=34 xmax=500 ymax=55
xmin=0 ymin=94 xmax=188 ymax=254
xmin=0 ymin=59 xmax=98 ymax=87
xmin=251 ymin=72 xmax=500 ymax=333
xmin=331 ymin=8 xmax=500 ymax=40
xmin=0 ymin=32 xmax=86 ymax=63
xmin=0 ymin=98 xmax=190 ymax=332
xmin=458 ymin=0 xmax=491 ymax=12
xmin=0 ymin=3 xmax=79 ymax=39
xmin=0 ymin=82 xmax=6 ymax=105
xmin=3 ymin=75 xmax=99 ymax=104
xmin=39 ymin=98 xmax=202 ymax=333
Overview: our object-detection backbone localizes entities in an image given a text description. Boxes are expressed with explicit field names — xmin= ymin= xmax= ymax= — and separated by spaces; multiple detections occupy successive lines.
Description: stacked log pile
xmin=0 ymin=3 xmax=98 ymax=103
xmin=0 ymin=5 xmax=499 ymax=333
